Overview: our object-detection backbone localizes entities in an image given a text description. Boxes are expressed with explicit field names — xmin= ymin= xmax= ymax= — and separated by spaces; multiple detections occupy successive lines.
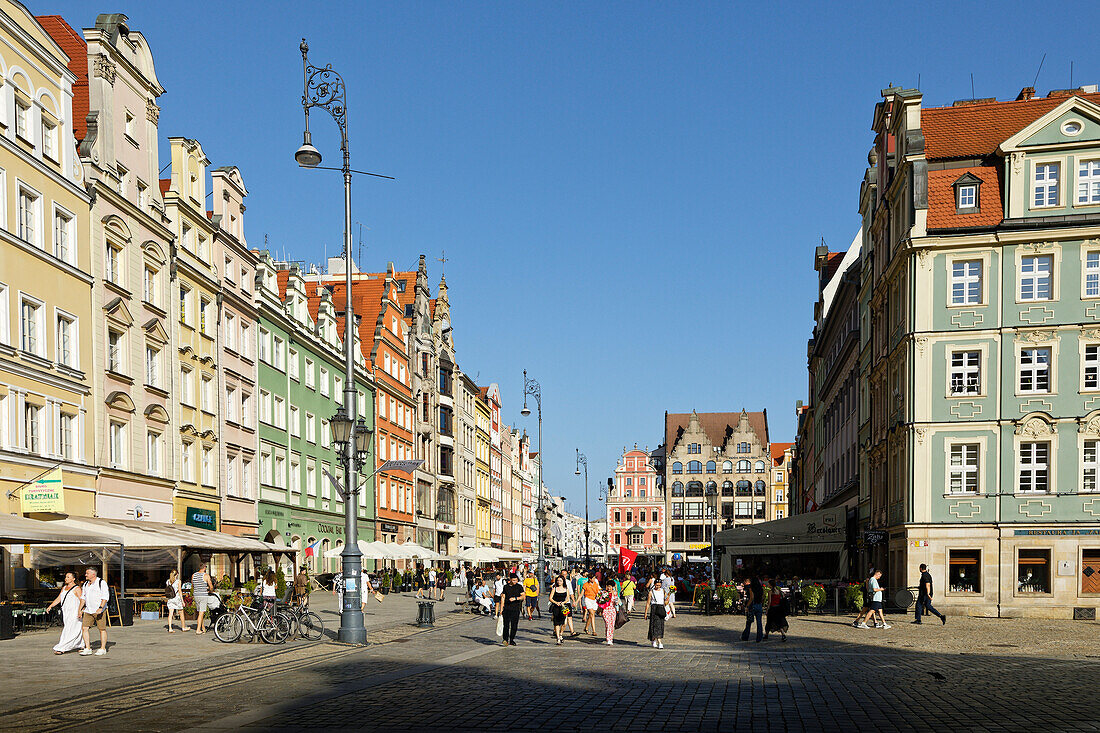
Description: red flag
xmin=618 ymin=547 xmax=638 ymax=574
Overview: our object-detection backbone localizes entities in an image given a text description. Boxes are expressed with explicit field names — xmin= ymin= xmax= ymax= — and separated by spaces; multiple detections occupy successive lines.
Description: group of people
xmin=852 ymin=565 xmax=947 ymax=629
xmin=412 ymin=566 xmax=451 ymax=601
xmin=44 ymin=567 xmax=111 ymax=656
xmin=736 ymin=572 xmax=790 ymax=643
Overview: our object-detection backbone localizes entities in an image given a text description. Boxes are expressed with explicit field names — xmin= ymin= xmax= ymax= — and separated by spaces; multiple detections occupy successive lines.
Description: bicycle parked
xmin=214 ymin=594 xmax=290 ymax=644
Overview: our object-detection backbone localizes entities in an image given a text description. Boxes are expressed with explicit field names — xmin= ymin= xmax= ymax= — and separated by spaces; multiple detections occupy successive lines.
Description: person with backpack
xmin=165 ymin=569 xmax=189 ymax=632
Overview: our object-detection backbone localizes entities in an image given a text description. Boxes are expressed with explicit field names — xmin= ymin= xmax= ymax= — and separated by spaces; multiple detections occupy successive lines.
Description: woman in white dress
xmin=166 ymin=569 xmax=189 ymax=632
xmin=45 ymin=571 xmax=83 ymax=654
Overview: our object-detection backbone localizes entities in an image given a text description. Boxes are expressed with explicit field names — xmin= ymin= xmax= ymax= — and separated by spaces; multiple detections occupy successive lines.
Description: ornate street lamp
xmin=705 ymin=482 xmax=718 ymax=595
xmin=297 ymin=38 xmax=365 ymax=644
xmin=521 ymin=370 xmax=545 ymax=581
xmin=575 ymin=449 xmax=589 ymax=570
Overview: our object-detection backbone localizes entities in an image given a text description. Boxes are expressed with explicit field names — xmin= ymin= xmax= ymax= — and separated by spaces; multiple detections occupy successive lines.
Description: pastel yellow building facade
xmin=0 ymin=2 xmax=94 ymax=519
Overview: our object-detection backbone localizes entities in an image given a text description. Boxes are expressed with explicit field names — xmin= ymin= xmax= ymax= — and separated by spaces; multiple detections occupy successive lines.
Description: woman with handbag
xmin=46 ymin=571 xmax=84 ymax=653
xmin=165 ymin=569 xmax=188 ymax=632
xmin=548 ymin=575 xmax=573 ymax=644
xmin=645 ymin=582 xmax=667 ymax=649
xmin=599 ymin=580 xmax=621 ymax=646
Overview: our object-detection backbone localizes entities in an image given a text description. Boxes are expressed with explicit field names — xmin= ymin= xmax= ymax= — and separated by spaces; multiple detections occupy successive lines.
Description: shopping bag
xmin=614 ymin=608 xmax=630 ymax=629
xmin=496 ymin=614 xmax=504 ymax=637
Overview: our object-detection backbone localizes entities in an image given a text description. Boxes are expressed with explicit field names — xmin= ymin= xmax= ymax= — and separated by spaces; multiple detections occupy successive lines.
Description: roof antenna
xmin=917 ymin=73 xmax=920 ymax=90
xmin=1033 ymin=53 xmax=1047 ymax=90
xmin=970 ymin=73 xmax=975 ymax=100
xmin=1070 ymin=61 xmax=1074 ymax=89
xmin=356 ymin=221 xmax=366 ymax=272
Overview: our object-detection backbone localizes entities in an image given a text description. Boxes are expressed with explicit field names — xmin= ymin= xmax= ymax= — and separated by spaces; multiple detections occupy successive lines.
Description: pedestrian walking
xmin=436 ymin=569 xmax=447 ymax=601
xmin=428 ymin=567 xmax=437 ymax=599
xmin=523 ymin=571 xmax=540 ymax=620
xmin=581 ymin=575 xmax=600 ymax=635
xmin=497 ymin=574 xmax=525 ymax=646
xmin=599 ymin=580 xmax=620 ymax=646
xmin=190 ymin=562 xmax=214 ymax=636
xmin=913 ymin=563 xmax=947 ymax=625
xmin=77 ymin=567 xmax=110 ymax=655
xmin=660 ymin=569 xmax=677 ymax=619
xmin=548 ymin=575 xmax=573 ymax=644
xmin=621 ymin=575 xmax=636 ymax=614
xmin=46 ymin=571 xmax=83 ymax=654
xmin=293 ymin=567 xmax=310 ymax=609
xmin=645 ymin=581 xmax=666 ymax=649
xmin=856 ymin=570 xmax=890 ymax=629
xmin=416 ymin=567 xmax=427 ymax=599
xmin=165 ymin=569 xmax=189 ymax=632
xmin=740 ymin=572 xmax=764 ymax=643
xmin=763 ymin=577 xmax=788 ymax=641
xmin=261 ymin=570 xmax=277 ymax=611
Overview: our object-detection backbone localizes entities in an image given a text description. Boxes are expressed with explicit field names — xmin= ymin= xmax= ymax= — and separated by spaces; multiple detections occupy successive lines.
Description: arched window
xmin=755 ymin=460 xmax=766 ymax=473
xmin=705 ymin=460 xmax=716 ymax=474
xmin=705 ymin=481 xmax=717 ymax=494
xmin=687 ymin=460 xmax=703 ymax=474
xmin=672 ymin=481 xmax=684 ymax=496
xmin=722 ymin=461 xmax=732 ymax=474
xmin=672 ymin=461 xmax=683 ymax=474
xmin=754 ymin=480 xmax=766 ymax=495
xmin=686 ymin=481 xmax=704 ymax=497
xmin=737 ymin=460 xmax=750 ymax=473
xmin=736 ymin=480 xmax=751 ymax=495
xmin=722 ymin=480 xmax=734 ymax=496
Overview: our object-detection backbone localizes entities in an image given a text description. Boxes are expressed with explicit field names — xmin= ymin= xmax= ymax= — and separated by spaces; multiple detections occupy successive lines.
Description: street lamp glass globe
xmin=329 ymin=407 xmax=353 ymax=446
xmin=520 ymin=405 xmax=531 ymax=417
xmin=295 ymin=142 xmax=322 ymax=168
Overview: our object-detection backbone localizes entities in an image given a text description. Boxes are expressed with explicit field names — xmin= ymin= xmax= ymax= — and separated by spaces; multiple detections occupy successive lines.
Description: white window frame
xmin=259 ymin=389 xmax=272 ymax=424
xmin=143 ymin=265 xmax=158 ymax=307
xmin=145 ymin=344 xmax=160 ymax=387
xmin=58 ymin=412 xmax=75 ymax=460
xmin=1018 ymin=347 xmax=1052 ymax=394
xmin=109 ymin=420 xmax=127 ymax=469
xmin=947 ymin=442 xmax=980 ymax=494
xmin=200 ymin=374 xmax=214 ymax=412
xmin=1019 ymin=255 xmax=1053 ymax=302
xmin=17 ymin=183 xmax=41 ymax=249
xmin=258 ymin=327 xmax=270 ymax=363
xmin=1084 ymin=439 xmax=1099 ymax=493
xmin=1085 ymin=343 xmax=1100 ymax=392
xmin=320 ymin=367 xmax=329 ymax=397
xmin=147 ymin=430 xmax=162 ymax=476
xmin=0 ymin=283 xmax=8 ymax=346
xmin=1078 ymin=158 xmax=1100 ymax=206
xmin=1018 ymin=441 xmax=1050 ymax=494
xmin=949 ymin=349 xmax=981 ymax=396
xmin=1033 ymin=161 xmax=1061 ymax=208
xmin=18 ymin=294 xmax=43 ymax=357
xmin=52 ymin=205 xmax=74 ymax=264
xmin=957 ymin=184 xmax=976 ymax=209
xmin=1085 ymin=249 xmax=1100 ymax=299
xmin=180 ymin=365 xmax=194 ymax=406
xmin=288 ymin=348 xmax=299 ymax=380
xmin=290 ymin=405 xmax=300 ymax=437
xmin=55 ymin=309 xmax=77 ymax=369
xmin=181 ymin=440 xmax=194 ymax=482
xmin=224 ymin=312 xmax=236 ymax=351
xmin=40 ymin=118 xmax=56 ymax=161
xmin=23 ymin=402 xmax=41 ymax=454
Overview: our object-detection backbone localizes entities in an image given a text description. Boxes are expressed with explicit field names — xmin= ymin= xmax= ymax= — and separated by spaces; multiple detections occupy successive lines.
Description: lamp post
xmin=296 ymin=39 xmax=365 ymax=644
xmin=520 ymin=371 xmax=544 ymax=581
xmin=575 ymin=449 xmax=589 ymax=570
xmin=705 ymin=482 xmax=718 ymax=594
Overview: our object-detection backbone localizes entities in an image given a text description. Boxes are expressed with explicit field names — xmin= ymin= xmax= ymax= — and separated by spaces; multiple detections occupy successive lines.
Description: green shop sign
xmin=186 ymin=507 xmax=218 ymax=531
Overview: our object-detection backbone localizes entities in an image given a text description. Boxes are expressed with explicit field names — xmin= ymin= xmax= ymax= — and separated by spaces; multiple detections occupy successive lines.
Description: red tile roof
xmin=36 ymin=16 xmax=88 ymax=145
xmin=770 ymin=442 xmax=793 ymax=467
xmin=922 ymin=92 xmax=1100 ymax=160
xmin=665 ymin=411 xmax=769 ymax=453
xmin=926 ymin=166 xmax=1004 ymax=230
xmin=159 ymin=178 xmax=171 ymax=195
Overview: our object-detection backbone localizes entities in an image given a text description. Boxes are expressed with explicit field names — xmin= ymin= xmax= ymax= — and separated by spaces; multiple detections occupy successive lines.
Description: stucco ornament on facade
xmin=1078 ymin=413 xmax=1100 ymax=436
xmin=1018 ymin=241 xmax=1057 ymax=254
xmin=1015 ymin=329 xmax=1057 ymax=343
xmin=1015 ymin=415 xmax=1056 ymax=437
xmin=1011 ymin=151 xmax=1024 ymax=175
xmin=146 ymin=98 xmax=159 ymax=124
xmin=93 ymin=54 xmax=116 ymax=84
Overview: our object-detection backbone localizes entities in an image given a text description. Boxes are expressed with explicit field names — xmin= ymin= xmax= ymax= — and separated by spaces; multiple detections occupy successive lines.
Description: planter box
xmin=140 ymin=611 xmax=159 ymax=621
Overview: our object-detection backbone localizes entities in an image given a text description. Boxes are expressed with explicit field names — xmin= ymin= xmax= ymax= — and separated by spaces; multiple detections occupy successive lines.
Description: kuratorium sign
xmin=379 ymin=460 xmax=424 ymax=474
xmin=21 ymin=468 xmax=64 ymax=513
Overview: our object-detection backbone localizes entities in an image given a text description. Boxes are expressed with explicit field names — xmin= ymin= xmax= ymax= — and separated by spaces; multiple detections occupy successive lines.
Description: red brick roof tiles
xmin=664 ymin=411 xmax=769 ymax=454
xmin=159 ymin=178 xmax=171 ymax=195
xmin=771 ymin=442 xmax=793 ymax=467
xmin=927 ymin=166 xmax=1004 ymax=230
xmin=36 ymin=16 xmax=88 ymax=145
xmin=922 ymin=92 xmax=1100 ymax=160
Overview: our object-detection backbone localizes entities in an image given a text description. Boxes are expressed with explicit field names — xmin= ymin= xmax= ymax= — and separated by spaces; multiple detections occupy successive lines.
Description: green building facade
xmin=254 ymin=255 xmax=375 ymax=575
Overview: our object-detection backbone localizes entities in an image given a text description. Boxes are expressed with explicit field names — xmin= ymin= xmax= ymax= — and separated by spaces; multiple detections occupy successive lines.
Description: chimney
xmin=1016 ymin=86 xmax=1036 ymax=101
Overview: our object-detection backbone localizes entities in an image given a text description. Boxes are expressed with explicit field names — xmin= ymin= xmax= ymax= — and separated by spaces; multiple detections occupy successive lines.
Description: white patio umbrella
xmin=494 ymin=549 xmax=527 ymax=561
xmin=397 ymin=543 xmax=444 ymax=561
xmin=323 ymin=540 xmax=404 ymax=560
xmin=451 ymin=546 xmax=504 ymax=564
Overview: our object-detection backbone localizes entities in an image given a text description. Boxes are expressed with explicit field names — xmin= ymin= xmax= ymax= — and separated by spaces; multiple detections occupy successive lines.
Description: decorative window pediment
xmin=106 ymin=390 xmax=136 ymax=412
xmin=145 ymin=404 xmax=170 ymax=423
xmin=1014 ymin=412 xmax=1057 ymax=437
xmin=104 ymin=297 xmax=134 ymax=327
xmin=143 ymin=318 xmax=169 ymax=344
xmin=953 ymin=172 xmax=982 ymax=213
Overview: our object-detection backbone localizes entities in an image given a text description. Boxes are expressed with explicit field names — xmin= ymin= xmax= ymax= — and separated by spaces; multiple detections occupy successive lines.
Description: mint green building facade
xmin=861 ymin=89 xmax=1100 ymax=618
xmin=254 ymin=254 xmax=375 ymax=575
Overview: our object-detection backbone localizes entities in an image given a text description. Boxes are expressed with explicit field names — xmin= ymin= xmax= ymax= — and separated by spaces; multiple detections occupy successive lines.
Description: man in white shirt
xmin=493 ymin=574 xmax=505 ymax=617
xmin=428 ymin=568 xmax=438 ymax=599
xmin=77 ymin=567 xmax=109 ymax=656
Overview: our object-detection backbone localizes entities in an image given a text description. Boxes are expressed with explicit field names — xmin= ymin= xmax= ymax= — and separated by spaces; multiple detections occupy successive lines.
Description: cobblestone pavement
xmin=5 ymin=606 xmax=1100 ymax=732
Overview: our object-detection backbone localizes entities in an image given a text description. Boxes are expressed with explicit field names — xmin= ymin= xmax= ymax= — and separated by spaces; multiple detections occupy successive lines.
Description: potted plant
xmin=140 ymin=602 xmax=160 ymax=621
xmin=843 ymin=583 xmax=864 ymax=611
xmin=802 ymin=583 xmax=825 ymax=612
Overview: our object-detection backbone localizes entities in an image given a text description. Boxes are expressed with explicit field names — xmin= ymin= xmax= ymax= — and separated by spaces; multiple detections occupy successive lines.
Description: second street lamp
xmin=521 ymin=371 xmax=545 ymax=583
xmin=575 ymin=449 xmax=589 ymax=570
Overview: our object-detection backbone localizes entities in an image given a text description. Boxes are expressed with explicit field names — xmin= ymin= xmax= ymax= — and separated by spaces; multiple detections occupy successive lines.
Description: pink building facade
xmin=608 ymin=446 xmax=664 ymax=561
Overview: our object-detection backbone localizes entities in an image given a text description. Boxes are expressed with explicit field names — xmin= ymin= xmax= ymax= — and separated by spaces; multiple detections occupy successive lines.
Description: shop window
xmin=671 ymin=525 xmax=684 ymax=542
xmin=1017 ymin=549 xmax=1051 ymax=594
xmin=948 ymin=549 xmax=980 ymax=593
xmin=1083 ymin=549 xmax=1100 ymax=595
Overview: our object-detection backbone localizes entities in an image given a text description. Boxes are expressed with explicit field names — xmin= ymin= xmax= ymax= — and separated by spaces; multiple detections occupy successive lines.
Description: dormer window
xmin=952 ymin=172 xmax=982 ymax=214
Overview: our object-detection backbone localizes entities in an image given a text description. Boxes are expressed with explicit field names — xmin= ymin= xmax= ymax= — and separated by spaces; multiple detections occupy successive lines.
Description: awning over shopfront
xmin=0 ymin=513 xmax=121 ymax=546
xmin=46 ymin=516 xmax=287 ymax=553
xmin=714 ymin=507 xmax=848 ymax=579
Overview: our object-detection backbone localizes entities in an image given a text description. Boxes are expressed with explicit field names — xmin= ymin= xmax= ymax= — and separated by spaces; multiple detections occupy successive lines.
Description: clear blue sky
xmin=41 ymin=0 xmax=1100 ymax=516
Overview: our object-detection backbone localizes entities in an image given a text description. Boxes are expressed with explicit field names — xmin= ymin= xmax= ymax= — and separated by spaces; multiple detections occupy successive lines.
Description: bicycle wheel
xmin=238 ymin=612 xmax=257 ymax=643
xmin=260 ymin=614 xmax=290 ymax=644
xmin=277 ymin=610 xmax=299 ymax=639
xmin=214 ymin=612 xmax=242 ymax=643
xmin=299 ymin=611 xmax=324 ymax=641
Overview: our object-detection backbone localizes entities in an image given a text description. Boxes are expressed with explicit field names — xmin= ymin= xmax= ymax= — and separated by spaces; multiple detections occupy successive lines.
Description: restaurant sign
xmin=186 ymin=506 xmax=217 ymax=531
xmin=21 ymin=468 xmax=64 ymax=513
xmin=1014 ymin=529 xmax=1100 ymax=536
